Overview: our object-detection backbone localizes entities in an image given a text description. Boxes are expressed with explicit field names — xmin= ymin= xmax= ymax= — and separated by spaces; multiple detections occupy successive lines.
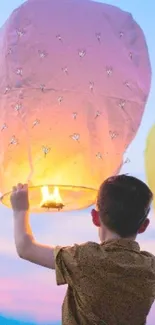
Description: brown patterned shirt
xmin=54 ymin=239 xmax=155 ymax=325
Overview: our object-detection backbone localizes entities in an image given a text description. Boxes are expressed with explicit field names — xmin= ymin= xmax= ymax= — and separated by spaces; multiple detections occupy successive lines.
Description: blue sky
xmin=0 ymin=0 xmax=155 ymax=324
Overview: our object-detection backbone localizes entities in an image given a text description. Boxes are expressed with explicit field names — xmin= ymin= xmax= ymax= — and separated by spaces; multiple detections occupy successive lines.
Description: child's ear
xmin=138 ymin=218 xmax=150 ymax=234
xmin=91 ymin=209 xmax=100 ymax=227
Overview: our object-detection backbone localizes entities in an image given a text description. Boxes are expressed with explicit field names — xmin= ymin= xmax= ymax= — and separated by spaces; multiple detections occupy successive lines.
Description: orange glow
xmin=40 ymin=186 xmax=64 ymax=210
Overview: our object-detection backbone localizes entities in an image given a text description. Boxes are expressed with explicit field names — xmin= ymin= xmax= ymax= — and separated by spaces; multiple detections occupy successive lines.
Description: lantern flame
xmin=40 ymin=186 xmax=64 ymax=210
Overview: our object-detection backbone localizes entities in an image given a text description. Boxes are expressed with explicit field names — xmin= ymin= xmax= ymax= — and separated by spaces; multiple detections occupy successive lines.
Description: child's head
xmin=92 ymin=174 xmax=153 ymax=241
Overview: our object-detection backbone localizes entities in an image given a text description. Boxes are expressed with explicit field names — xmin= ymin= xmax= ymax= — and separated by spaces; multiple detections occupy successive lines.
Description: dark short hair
xmin=97 ymin=174 xmax=153 ymax=237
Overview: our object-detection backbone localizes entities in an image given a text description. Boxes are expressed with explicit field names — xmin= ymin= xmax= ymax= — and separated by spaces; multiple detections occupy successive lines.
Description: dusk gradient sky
xmin=0 ymin=0 xmax=155 ymax=324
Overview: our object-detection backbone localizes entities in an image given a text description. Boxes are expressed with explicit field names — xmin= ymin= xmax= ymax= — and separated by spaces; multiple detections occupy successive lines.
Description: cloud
xmin=0 ymin=314 xmax=61 ymax=325
xmin=0 ymin=277 xmax=65 ymax=323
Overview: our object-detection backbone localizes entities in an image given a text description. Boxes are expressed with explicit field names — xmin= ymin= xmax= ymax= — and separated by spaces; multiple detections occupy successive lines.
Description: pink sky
xmin=0 ymin=277 xmax=64 ymax=322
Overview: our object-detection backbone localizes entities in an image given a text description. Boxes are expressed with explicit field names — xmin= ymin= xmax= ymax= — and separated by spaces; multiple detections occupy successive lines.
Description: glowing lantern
xmin=145 ymin=125 xmax=155 ymax=210
xmin=40 ymin=186 xmax=64 ymax=210
xmin=0 ymin=0 xmax=151 ymax=212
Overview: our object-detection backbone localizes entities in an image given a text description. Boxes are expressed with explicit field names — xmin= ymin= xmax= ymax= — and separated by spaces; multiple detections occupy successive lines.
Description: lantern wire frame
xmin=0 ymin=185 xmax=97 ymax=212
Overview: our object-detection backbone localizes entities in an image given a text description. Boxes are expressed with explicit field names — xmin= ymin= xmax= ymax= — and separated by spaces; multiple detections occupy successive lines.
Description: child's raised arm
xmin=10 ymin=184 xmax=55 ymax=269
xmin=10 ymin=183 xmax=82 ymax=288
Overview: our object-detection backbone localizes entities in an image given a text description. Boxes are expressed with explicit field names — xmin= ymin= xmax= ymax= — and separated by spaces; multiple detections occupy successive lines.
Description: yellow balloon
xmin=145 ymin=125 xmax=155 ymax=210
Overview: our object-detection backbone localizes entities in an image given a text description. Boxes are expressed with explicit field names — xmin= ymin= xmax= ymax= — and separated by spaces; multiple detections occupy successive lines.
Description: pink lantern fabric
xmin=0 ymin=0 xmax=151 ymax=211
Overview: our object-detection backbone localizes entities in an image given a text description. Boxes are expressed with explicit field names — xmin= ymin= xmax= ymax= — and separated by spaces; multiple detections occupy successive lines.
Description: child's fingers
xmin=17 ymin=183 xmax=23 ymax=190
xmin=23 ymin=184 xmax=28 ymax=191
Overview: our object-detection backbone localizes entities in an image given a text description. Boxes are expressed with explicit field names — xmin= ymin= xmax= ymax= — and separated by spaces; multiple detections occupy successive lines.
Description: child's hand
xmin=10 ymin=183 xmax=29 ymax=212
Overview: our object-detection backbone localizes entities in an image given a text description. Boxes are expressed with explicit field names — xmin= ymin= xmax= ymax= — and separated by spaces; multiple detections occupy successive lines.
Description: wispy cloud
xmin=0 ymin=314 xmax=61 ymax=325
xmin=0 ymin=277 xmax=65 ymax=323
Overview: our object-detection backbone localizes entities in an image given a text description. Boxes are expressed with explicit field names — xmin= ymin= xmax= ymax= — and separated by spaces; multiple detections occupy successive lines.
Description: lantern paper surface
xmin=0 ymin=0 xmax=151 ymax=211
xmin=145 ymin=125 xmax=155 ymax=211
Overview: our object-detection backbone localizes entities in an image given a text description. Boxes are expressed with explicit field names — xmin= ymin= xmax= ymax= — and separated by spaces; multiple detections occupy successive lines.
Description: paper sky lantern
xmin=145 ymin=125 xmax=155 ymax=210
xmin=0 ymin=0 xmax=151 ymax=212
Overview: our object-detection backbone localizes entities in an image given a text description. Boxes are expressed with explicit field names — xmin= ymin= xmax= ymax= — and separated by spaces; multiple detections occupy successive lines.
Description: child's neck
xmin=100 ymin=228 xmax=136 ymax=243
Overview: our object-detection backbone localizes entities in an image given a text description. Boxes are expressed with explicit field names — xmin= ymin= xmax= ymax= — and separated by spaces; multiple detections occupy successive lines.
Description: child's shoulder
xmin=75 ymin=241 xmax=105 ymax=259
xmin=78 ymin=241 xmax=101 ymax=250
xmin=140 ymin=249 xmax=155 ymax=260
xmin=140 ymin=249 xmax=155 ymax=270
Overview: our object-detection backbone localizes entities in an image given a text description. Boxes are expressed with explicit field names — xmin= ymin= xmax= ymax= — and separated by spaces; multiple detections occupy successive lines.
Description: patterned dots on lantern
xmin=32 ymin=119 xmax=40 ymax=128
xmin=119 ymin=31 xmax=124 ymax=38
xmin=16 ymin=28 xmax=25 ymax=38
xmin=95 ymin=111 xmax=101 ymax=119
xmin=124 ymin=81 xmax=130 ymax=88
xmin=72 ymin=112 xmax=77 ymax=120
xmin=58 ymin=96 xmax=63 ymax=104
xmin=7 ymin=48 xmax=12 ymax=56
xmin=16 ymin=67 xmax=23 ymax=76
xmin=96 ymin=32 xmax=101 ymax=42
xmin=78 ymin=49 xmax=86 ymax=58
xmin=0 ymin=0 xmax=151 ymax=212
xmin=14 ymin=103 xmax=22 ymax=112
xmin=1 ymin=123 xmax=8 ymax=132
xmin=62 ymin=67 xmax=68 ymax=75
xmin=70 ymin=133 xmax=80 ymax=142
xmin=89 ymin=81 xmax=94 ymax=92
xmin=56 ymin=34 xmax=63 ymax=43
xmin=109 ymin=131 xmax=118 ymax=140
xmin=106 ymin=66 xmax=113 ymax=77
xmin=129 ymin=52 xmax=133 ymax=59
xmin=4 ymin=86 xmax=11 ymax=94
xmin=40 ymin=84 xmax=46 ymax=92
xmin=42 ymin=146 xmax=51 ymax=157
xmin=119 ymin=100 xmax=126 ymax=109
xmin=38 ymin=50 xmax=47 ymax=59
xmin=96 ymin=152 xmax=103 ymax=160
xmin=9 ymin=136 xmax=18 ymax=146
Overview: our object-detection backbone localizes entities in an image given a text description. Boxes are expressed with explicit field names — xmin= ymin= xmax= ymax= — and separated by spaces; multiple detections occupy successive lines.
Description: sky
xmin=0 ymin=0 xmax=155 ymax=324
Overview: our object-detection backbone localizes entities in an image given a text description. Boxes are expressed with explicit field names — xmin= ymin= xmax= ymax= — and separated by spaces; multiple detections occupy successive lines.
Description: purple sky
xmin=0 ymin=0 xmax=155 ymax=324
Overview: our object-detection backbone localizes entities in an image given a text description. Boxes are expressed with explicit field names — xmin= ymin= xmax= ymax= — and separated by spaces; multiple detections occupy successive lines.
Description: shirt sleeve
xmin=54 ymin=244 xmax=83 ymax=286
